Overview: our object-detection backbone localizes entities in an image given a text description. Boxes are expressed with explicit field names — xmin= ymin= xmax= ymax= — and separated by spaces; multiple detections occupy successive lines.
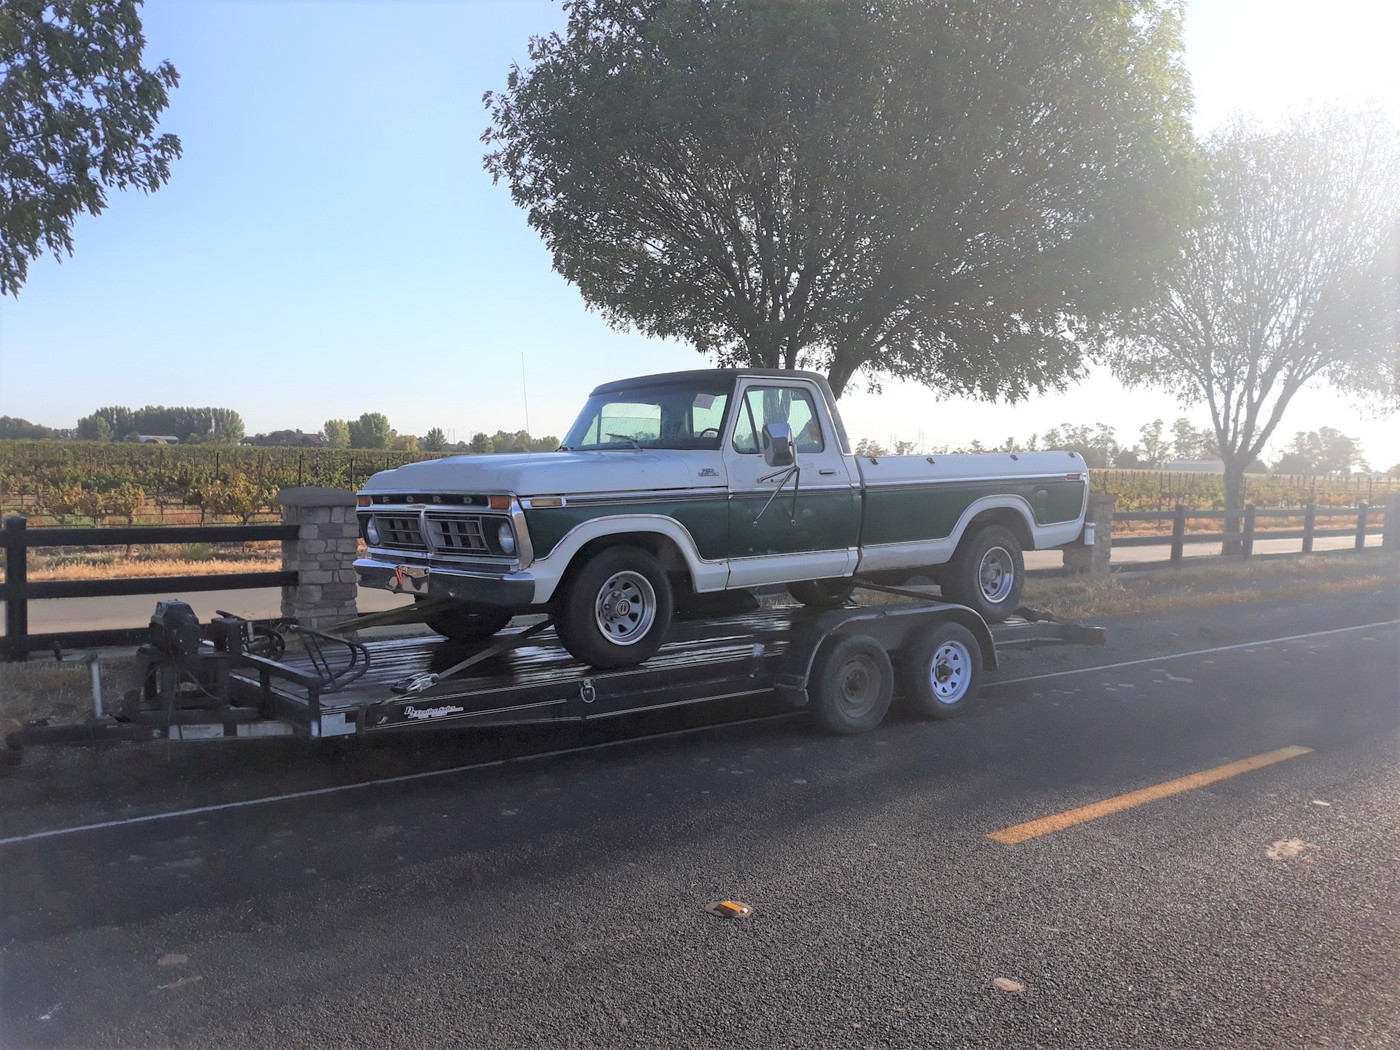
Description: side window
xmin=731 ymin=386 xmax=824 ymax=454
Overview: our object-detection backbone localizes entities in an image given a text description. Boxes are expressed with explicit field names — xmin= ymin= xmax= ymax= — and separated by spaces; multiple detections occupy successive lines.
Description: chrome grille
xmin=426 ymin=513 xmax=490 ymax=554
xmin=372 ymin=514 xmax=427 ymax=551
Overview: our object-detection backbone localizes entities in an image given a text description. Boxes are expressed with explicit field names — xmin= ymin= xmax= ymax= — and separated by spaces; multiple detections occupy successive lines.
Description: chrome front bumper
xmin=354 ymin=556 xmax=537 ymax=608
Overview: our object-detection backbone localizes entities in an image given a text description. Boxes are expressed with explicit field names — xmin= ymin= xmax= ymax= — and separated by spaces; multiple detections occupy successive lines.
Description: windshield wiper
xmin=605 ymin=433 xmax=644 ymax=450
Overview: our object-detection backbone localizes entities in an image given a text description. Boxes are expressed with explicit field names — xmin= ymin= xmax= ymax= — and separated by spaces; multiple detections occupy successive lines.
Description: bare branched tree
xmin=1109 ymin=110 xmax=1400 ymax=533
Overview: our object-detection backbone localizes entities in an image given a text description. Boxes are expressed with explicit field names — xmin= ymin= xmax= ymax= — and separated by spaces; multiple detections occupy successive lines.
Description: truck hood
xmin=360 ymin=450 xmax=724 ymax=497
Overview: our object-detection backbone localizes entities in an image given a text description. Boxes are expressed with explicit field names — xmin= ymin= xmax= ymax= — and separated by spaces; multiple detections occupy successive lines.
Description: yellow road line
xmin=988 ymin=745 xmax=1314 ymax=844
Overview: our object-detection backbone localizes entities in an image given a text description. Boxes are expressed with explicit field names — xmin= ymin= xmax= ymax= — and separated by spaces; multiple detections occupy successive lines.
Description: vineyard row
xmin=2 ymin=440 xmax=1397 ymax=527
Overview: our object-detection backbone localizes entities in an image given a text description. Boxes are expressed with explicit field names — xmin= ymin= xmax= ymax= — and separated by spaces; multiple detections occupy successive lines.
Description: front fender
xmin=526 ymin=513 xmax=728 ymax=603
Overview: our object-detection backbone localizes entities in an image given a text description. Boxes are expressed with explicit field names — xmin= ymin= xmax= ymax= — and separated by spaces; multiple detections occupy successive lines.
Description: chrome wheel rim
xmin=836 ymin=654 xmax=881 ymax=716
xmin=978 ymin=546 xmax=1016 ymax=604
xmin=594 ymin=570 xmax=657 ymax=646
xmin=929 ymin=640 xmax=972 ymax=704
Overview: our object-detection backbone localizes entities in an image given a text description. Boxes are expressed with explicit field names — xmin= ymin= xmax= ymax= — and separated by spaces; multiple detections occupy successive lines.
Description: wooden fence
xmin=1 ymin=517 xmax=298 ymax=660
xmin=1112 ymin=502 xmax=1389 ymax=563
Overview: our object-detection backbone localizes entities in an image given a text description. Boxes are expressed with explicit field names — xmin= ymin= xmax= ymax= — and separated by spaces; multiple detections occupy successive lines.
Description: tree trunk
xmin=1222 ymin=461 xmax=1245 ymax=555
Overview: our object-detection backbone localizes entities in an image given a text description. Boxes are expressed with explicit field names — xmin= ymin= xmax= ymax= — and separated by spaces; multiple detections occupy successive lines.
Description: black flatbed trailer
xmin=2 ymin=590 xmax=1104 ymax=762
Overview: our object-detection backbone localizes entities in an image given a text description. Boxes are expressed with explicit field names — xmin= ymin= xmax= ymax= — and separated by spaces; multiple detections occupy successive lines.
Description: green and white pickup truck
xmin=355 ymin=369 xmax=1090 ymax=667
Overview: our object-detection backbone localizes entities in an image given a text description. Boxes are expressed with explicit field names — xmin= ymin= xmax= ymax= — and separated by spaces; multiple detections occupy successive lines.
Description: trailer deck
xmin=2 ymin=592 xmax=1105 ymax=762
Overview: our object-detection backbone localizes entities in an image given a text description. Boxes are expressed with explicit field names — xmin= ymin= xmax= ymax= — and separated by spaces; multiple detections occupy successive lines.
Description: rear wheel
xmin=787 ymin=578 xmax=855 ymax=608
xmin=900 ymin=622 xmax=982 ymax=719
xmin=809 ymin=634 xmax=893 ymax=735
xmin=554 ymin=545 xmax=674 ymax=668
xmin=419 ymin=601 xmax=513 ymax=643
xmin=941 ymin=525 xmax=1024 ymax=623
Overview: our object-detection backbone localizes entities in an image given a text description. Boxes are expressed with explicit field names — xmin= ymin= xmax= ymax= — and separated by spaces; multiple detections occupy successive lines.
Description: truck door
xmin=724 ymin=379 xmax=860 ymax=587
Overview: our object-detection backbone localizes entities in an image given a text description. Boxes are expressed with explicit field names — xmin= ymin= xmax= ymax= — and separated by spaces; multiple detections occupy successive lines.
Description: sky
xmin=1 ymin=0 xmax=1397 ymax=466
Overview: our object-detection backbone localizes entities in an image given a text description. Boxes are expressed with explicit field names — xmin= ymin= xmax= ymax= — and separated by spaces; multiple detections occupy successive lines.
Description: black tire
xmin=787 ymin=578 xmax=855 ymax=608
xmin=809 ymin=633 xmax=894 ymax=735
xmin=554 ymin=545 xmax=674 ymax=668
xmin=420 ymin=601 xmax=514 ymax=643
xmin=941 ymin=524 xmax=1024 ymax=623
xmin=900 ymin=622 xmax=982 ymax=719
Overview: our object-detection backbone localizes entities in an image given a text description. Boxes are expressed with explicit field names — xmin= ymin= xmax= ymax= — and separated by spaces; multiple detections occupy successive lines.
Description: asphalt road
xmin=1 ymin=587 xmax=1397 ymax=1049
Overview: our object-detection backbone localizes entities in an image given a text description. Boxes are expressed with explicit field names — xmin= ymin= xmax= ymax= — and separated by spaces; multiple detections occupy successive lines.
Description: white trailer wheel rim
xmin=594 ymin=570 xmax=657 ymax=646
xmin=978 ymin=546 xmax=1016 ymax=604
xmin=929 ymin=639 xmax=972 ymax=703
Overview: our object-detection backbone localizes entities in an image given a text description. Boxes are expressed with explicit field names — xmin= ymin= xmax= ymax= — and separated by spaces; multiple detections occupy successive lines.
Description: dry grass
xmin=1022 ymin=550 xmax=1400 ymax=619
xmin=2 ymin=543 xmax=280 ymax=583
xmin=0 ymin=656 xmax=135 ymax=730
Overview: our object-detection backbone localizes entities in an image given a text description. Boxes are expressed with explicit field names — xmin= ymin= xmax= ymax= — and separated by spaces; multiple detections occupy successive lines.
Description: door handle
xmin=818 ymin=468 xmax=838 ymax=475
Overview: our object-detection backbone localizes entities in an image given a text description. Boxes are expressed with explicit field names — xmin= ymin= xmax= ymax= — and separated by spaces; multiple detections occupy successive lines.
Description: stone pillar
xmin=1062 ymin=493 xmax=1116 ymax=577
xmin=277 ymin=487 xmax=359 ymax=628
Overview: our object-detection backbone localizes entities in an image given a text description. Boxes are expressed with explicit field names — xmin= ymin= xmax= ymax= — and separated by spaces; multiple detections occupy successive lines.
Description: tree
xmin=1 ymin=0 xmax=181 ymax=296
xmin=347 ymin=412 xmax=394 ymax=449
xmin=1170 ymin=418 xmax=1217 ymax=462
xmin=467 ymin=431 xmax=495 ymax=454
xmin=1109 ymin=110 xmax=1400 ymax=528
xmin=1272 ymin=427 xmax=1366 ymax=476
xmin=484 ymin=0 xmax=1196 ymax=398
xmin=0 ymin=415 xmax=59 ymax=439
xmin=76 ymin=413 xmax=114 ymax=442
xmin=322 ymin=419 xmax=350 ymax=448
xmin=391 ymin=434 xmax=419 ymax=452
xmin=421 ymin=427 xmax=447 ymax=452
xmin=1136 ymin=420 xmax=1171 ymax=470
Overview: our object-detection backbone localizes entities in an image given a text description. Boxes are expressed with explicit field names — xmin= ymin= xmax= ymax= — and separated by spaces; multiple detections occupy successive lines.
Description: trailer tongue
xmin=2 ymin=589 xmax=1104 ymax=765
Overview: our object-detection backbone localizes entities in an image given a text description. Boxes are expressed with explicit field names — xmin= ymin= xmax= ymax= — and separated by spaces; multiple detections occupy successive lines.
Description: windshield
xmin=561 ymin=380 xmax=733 ymax=451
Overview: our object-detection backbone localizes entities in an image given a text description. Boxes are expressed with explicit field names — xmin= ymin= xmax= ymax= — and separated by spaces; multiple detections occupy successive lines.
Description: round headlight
xmin=497 ymin=520 xmax=517 ymax=555
xmin=365 ymin=518 xmax=381 ymax=545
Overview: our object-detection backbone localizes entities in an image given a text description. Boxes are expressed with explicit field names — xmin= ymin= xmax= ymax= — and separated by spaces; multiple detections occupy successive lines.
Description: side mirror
xmin=761 ymin=422 xmax=795 ymax=468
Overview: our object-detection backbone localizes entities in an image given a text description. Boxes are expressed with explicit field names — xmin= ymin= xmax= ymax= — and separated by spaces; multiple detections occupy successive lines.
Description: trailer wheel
xmin=554 ymin=545 xmax=674 ymax=668
xmin=941 ymin=525 xmax=1023 ymax=623
xmin=420 ymin=601 xmax=513 ymax=643
xmin=787 ymin=579 xmax=855 ymax=608
xmin=809 ymin=634 xmax=893 ymax=735
xmin=901 ymin=622 xmax=982 ymax=719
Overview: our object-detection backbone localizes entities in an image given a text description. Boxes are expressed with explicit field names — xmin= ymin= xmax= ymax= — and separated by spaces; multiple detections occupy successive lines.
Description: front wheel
xmin=941 ymin=525 xmax=1024 ymax=623
xmin=554 ymin=546 xmax=674 ymax=668
xmin=900 ymin=622 xmax=982 ymax=719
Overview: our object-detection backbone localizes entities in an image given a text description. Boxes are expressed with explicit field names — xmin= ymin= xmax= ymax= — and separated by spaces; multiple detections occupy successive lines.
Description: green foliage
xmin=1109 ymin=109 xmax=1400 ymax=509
xmin=0 ymin=0 xmax=181 ymax=296
xmin=1272 ymin=428 xmax=1366 ymax=476
xmin=78 ymin=405 xmax=245 ymax=443
xmin=76 ymin=414 xmax=114 ymax=442
xmin=0 ymin=416 xmax=61 ymax=440
xmin=421 ymin=427 xmax=447 ymax=452
xmin=348 ymin=412 xmax=395 ymax=449
xmin=467 ymin=432 xmax=495 ymax=454
xmin=189 ymin=477 xmax=276 ymax=525
xmin=321 ymin=419 xmax=350 ymax=448
xmin=482 ymin=430 xmax=559 ymax=454
xmin=1093 ymin=469 xmax=1397 ymax=513
xmin=484 ymin=0 xmax=1197 ymax=397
